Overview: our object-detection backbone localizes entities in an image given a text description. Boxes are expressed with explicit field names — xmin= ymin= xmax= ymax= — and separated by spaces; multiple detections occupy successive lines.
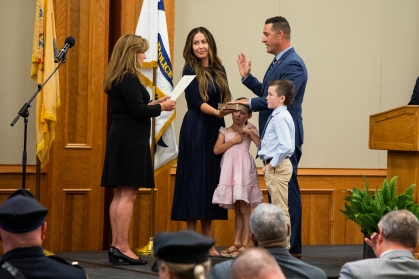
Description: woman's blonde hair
xmin=104 ymin=34 xmax=149 ymax=93
xmin=160 ymin=259 xmax=211 ymax=279
xmin=183 ymin=27 xmax=232 ymax=103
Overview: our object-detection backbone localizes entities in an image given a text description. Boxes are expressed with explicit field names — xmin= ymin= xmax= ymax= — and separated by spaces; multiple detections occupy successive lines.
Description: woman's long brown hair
xmin=183 ymin=27 xmax=232 ymax=103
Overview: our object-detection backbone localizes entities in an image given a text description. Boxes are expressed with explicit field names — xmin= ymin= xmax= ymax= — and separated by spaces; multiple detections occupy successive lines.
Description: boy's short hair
xmin=268 ymin=79 xmax=295 ymax=106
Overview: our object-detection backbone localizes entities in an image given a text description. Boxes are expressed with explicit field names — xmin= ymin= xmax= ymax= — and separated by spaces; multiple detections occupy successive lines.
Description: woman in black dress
xmin=171 ymin=27 xmax=232 ymax=256
xmin=101 ymin=34 xmax=176 ymax=265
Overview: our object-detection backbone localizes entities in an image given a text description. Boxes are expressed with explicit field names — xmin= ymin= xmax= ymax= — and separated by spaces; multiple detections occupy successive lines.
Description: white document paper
xmin=169 ymin=75 xmax=196 ymax=100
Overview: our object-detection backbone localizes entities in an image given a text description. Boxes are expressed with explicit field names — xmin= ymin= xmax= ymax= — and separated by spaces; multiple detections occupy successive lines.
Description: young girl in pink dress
xmin=212 ymin=101 xmax=263 ymax=258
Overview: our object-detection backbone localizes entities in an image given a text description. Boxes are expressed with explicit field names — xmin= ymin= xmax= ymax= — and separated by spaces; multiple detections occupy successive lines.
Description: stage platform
xmin=48 ymin=244 xmax=363 ymax=279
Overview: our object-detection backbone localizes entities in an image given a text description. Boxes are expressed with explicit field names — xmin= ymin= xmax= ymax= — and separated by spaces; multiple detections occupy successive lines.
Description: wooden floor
xmin=51 ymin=244 xmax=364 ymax=279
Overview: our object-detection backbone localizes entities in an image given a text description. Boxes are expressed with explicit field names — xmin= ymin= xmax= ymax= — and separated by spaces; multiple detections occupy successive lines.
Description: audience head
xmin=250 ymin=203 xmax=289 ymax=247
xmin=231 ymin=247 xmax=285 ymax=279
xmin=154 ymin=230 xmax=214 ymax=279
xmin=378 ymin=210 xmax=419 ymax=251
xmin=268 ymin=79 xmax=295 ymax=106
xmin=104 ymin=34 xmax=149 ymax=92
xmin=0 ymin=189 xmax=48 ymax=252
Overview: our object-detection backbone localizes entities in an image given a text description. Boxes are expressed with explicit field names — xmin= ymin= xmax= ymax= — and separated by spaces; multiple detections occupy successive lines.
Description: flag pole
xmin=134 ymin=66 xmax=157 ymax=256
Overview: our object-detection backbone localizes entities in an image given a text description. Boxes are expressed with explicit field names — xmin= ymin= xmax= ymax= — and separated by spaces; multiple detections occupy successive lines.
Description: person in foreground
xmin=339 ymin=210 xmax=419 ymax=279
xmin=208 ymin=203 xmax=327 ymax=279
xmin=0 ymin=189 xmax=86 ymax=279
xmin=233 ymin=16 xmax=308 ymax=257
xmin=230 ymin=247 xmax=285 ymax=279
xmin=171 ymin=27 xmax=232 ymax=257
xmin=101 ymin=34 xmax=176 ymax=265
xmin=154 ymin=230 xmax=214 ymax=279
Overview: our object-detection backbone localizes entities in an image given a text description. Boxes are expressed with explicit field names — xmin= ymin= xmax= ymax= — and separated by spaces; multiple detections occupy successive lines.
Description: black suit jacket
xmin=0 ymin=246 xmax=86 ymax=279
xmin=408 ymin=77 xmax=419 ymax=105
xmin=208 ymin=246 xmax=326 ymax=279
xmin=266 ymin=246 xmax=327 ymax=279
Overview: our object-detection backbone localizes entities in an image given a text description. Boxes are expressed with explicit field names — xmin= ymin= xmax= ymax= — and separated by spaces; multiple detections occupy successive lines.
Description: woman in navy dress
xmin=171 ymin=27 xmax=232 ymax=256
xmin=101 ymin=34 xmax=176 ymax=264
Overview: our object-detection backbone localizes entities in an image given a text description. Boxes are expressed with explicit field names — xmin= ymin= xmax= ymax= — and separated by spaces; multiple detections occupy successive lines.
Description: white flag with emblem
xmin=136 ymin=0 xmax=178 ymax=175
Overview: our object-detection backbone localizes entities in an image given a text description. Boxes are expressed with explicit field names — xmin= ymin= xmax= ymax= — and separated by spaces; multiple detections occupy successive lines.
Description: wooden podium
xmin=369 ymin=105 xmax=419 ymax=200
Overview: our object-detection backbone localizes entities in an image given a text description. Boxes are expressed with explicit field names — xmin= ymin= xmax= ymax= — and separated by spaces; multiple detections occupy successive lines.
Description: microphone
xmin=54 ymin=36 xmax=76 ymax=63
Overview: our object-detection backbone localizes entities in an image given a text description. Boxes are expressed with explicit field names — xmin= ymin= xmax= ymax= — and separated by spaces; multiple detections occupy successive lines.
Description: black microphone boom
xmin=54 ymin=36 xmax=76 ymax=63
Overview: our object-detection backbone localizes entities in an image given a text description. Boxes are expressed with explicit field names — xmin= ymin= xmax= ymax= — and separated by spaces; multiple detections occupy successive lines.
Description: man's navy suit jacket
xmin=242 ymin=47 xmax=308 ymax=145
xmin=408 ymin=76 xmax=419 ymax=105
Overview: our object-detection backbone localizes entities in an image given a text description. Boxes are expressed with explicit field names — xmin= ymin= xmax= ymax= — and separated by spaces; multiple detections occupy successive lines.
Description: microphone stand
xmin=10 ymin=56 xmax=66 ymax=189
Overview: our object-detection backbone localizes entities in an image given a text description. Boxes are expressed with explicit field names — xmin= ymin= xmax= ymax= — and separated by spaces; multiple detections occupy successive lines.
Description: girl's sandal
xmin=220 ymin=244 xmax=241 ymax=258
xmin=231 ymin=245 xmax=249 ymax=259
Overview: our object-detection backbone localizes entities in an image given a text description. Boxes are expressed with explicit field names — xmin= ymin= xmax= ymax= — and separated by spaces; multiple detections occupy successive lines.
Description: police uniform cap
xmin=0 ymin=189 xmax=48 ymax=233
xmin=154 ymin=230 xmax=215 ymax=264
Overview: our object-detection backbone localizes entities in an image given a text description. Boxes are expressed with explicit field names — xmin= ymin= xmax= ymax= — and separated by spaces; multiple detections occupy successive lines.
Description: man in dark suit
xmin=408 ymin=76 xmax=419 ymax=105
xmin=234 ymin=15 xmax=308 ymax=257
xmin=0 ymin=189 xmax=87 ymax=279
xmin=208 ymin=203 xmax=326 ymax=279
xmin=339 ymin=210 xmax=419 ymax=279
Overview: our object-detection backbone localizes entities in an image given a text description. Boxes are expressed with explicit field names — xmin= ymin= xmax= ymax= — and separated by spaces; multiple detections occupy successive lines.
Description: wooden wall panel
xmin=130 ymin=189 xmax=153 ymax=248
xmin=159 ymin=168 xmax=387 ymax=247
xmin=61 ymin=190 xmax=90 ymax=251
xmin=0 ymin=166 xmax=47 ymax=253
xmin=387 ymin=150 xmax=419 ymax=203
xmin=0 ymin=166 xmax=46 ymax=191
xmin=1 ymin=164 xmax=388 ymax=249
xmin=40 ymin=0 xmax=109 ymax=252
xmin=301 ymin=190 xmax=333 ymax=245
xmin=298 ymin=169 xmax=387 ymax=246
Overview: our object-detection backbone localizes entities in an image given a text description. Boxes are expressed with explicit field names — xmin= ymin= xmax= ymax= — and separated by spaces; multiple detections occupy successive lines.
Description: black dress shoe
xmin=108 ymin=246 xmax=115 ymax=263
xmin=151 ymin=260 xmax=158 ymax=272
xmin=290 ymin=253 xmax=302 ymax=259
xmin=110 ymin=247 xmax=147 ymax=265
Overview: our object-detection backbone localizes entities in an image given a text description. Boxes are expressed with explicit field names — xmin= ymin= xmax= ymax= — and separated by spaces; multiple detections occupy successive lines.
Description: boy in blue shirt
xmin=258 ymin=79 xmax=295 ymax=249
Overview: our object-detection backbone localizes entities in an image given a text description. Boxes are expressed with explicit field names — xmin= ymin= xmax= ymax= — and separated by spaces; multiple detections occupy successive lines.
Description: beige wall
xmin=173 ymin=0 xmax=419 ymax=168
xmin=1 ymin=0 xmax=419 ymax=169
xmin=0 ymin=1 xmax=36 ymax=164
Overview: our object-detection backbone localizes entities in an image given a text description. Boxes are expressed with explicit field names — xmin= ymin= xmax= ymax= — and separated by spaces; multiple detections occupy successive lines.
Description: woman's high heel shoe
xmin=110 ymin=247 xmax=147 ymax=265
xmin=108 ymin=246 xmax=115 ymax=263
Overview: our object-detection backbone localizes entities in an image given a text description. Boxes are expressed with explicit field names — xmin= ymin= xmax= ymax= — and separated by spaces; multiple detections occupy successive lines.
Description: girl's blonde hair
xmin=104 ymin=34 xmax=149 ymax=93
xmin=183 ymin=27 xmax=232 ymax=103
xmin=160 ymin=259 xmax=211 ymax=279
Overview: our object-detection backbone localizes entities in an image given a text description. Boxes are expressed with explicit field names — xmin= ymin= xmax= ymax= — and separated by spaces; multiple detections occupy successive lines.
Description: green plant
xmin=340 ymin=176 xmax=419 ymax=235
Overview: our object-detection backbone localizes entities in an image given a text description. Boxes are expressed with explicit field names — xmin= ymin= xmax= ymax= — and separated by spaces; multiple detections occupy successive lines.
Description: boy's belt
xmin=262 ymin=157 xmax=289 ymax=166
xmin=262 ymin=158 xmax=272 ymax=165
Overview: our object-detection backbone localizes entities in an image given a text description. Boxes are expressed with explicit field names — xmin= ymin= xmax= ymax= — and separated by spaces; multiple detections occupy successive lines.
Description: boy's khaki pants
xmin=263 ymin=158 xmax=292 ymax=249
